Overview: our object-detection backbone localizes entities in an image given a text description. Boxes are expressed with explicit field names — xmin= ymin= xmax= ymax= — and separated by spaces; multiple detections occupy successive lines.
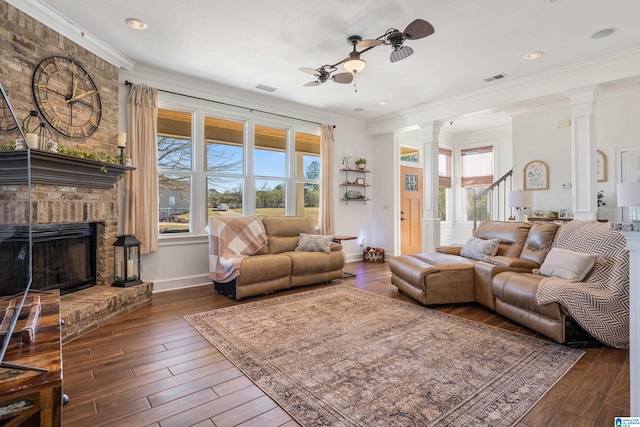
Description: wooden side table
xmin=0 ymin=290 xmax=63 ymax=426
xmin=333 ymin=235 xmax=357 ymax=278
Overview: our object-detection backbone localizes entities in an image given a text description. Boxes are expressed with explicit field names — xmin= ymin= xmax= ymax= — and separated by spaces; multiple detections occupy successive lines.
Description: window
xmin=438 ymin=148 xmax=452 ymax=221
xmin=157 ymin=109 xmax=193 ymax=234
xmin=295 ymin=132 xmax=321 ymax=225
xmin=157 ymin=104 xmax=322 ymax=236
xmin=205 ymin=116 xmax=244 ymax=219
xmin=461 ymin=146 xmax=494 ymax=221
xmin=400 ymin=146 xmax=420 ymax=163
xmin=255 ymin=125 xmax=287 ymax=217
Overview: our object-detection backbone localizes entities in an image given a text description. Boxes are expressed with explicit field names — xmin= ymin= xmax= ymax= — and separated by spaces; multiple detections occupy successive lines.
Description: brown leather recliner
xmin=390 ymin=221 xmax=558 ymax=306
xmin=212 ymin=216 xmax=345 ymax=300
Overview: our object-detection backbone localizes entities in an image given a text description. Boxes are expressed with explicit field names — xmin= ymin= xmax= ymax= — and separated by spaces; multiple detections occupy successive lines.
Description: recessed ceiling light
xmin=353 ymin=108 xmax=365 ymax=112
xmin=525 ymin=51 xmax=544 ymax=60
xmin=591 ymin=28 xmax=616 ymax=39
xmin=378 ymin=100 xmax=389 ymax=106
xmin=126 ymin=18 xmax=148 ymax=30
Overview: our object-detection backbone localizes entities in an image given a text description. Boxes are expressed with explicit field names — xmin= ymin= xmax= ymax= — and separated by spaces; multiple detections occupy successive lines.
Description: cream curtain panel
xmin=124 ymin=84 xmax=159 ymax=254
xmin=320 ymin=124 xmax=334 ymax=235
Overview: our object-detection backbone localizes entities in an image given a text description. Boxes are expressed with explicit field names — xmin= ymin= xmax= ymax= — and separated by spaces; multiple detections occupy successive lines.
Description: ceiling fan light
xmin=344 ymin=58 xmax=366 ymax=73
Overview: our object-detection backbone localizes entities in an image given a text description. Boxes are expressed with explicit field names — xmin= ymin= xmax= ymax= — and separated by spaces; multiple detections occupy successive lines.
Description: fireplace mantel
xmin=0 ymin=150 xmax=134 ymax=189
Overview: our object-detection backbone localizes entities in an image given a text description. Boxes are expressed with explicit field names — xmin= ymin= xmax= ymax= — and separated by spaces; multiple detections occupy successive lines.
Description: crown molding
xmin=121 ymin=64 xmax=366 ymax=129
xmin=366 ymin=46 xmax=640 ymax=136
xmin=6 ymin=0 xmax=134 ymax=70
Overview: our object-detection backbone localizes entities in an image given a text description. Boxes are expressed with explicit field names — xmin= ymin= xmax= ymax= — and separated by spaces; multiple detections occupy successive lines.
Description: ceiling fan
xmin=358 ymin=19 xmax=435 ymax=62
xmin=299 ymin=65 xmax=353 ymax=87
xmin=299 ymin=18 xmax=434 ymax=88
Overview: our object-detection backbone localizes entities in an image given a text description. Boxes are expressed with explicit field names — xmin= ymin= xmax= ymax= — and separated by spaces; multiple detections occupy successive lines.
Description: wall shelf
xmin=341 ymin=167 xmax=370 ymax=205
xmin=0 ymin=150 xmax=134 ymax=189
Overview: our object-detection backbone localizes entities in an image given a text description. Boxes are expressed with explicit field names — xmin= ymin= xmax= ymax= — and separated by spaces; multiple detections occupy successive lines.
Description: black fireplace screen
xmin=0 ymin=222 xmax=96 ymax=296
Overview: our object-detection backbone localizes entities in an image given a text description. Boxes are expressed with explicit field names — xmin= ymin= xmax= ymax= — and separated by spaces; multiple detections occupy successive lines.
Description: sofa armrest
xmin=330 ymin=242 xmax=343 ymax=251
xmin=489 ymin=256 xmax=539 ymax=270
xmin=436 ymin=245 xmax=462 ymax=256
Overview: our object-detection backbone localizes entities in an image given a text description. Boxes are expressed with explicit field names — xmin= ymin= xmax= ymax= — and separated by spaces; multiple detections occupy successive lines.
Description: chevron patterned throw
xmin=537 ymin=220 xmax=629 ymax=348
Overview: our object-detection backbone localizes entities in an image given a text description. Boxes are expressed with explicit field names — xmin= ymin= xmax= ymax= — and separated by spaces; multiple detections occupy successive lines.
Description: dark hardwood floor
xmin=61 ymin=262 xmax=630 ymax=426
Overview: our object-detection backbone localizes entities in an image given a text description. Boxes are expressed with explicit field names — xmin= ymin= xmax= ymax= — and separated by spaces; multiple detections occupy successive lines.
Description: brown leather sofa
xmin=213 ymin=216 xmax=345 ymax=300
xmin=390 ymin=221 xmax=570 ymax=342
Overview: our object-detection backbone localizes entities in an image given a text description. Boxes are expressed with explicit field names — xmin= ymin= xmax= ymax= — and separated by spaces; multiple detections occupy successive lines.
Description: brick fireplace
xmin=0 ymin=2 xmax=154 ymax=342
xmin=0 ymin=151 xmax=152 ymax=342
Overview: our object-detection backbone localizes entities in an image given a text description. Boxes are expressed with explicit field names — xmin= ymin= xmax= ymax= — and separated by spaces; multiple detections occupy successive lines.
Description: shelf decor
xmin=523 ymin=160 xmax=549 ymax=191
xmin=340 ymin=167 xmax=370 ymax=204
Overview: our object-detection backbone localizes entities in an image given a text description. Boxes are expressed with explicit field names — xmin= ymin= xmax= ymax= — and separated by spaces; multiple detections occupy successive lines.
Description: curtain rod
xmin=124 ymin=80 xmax=334 ymax=128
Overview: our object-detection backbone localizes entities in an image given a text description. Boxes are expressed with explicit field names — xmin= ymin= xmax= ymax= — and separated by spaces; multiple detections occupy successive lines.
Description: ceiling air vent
xmin=255 ymin=84 xmax=277 ymax=93
xmin=484 ymin=73 xmax=509 ymax=83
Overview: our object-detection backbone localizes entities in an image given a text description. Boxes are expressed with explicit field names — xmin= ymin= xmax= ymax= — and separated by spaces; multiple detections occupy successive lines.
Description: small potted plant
xmin=355 ymin=158 xmax=367 ymax=170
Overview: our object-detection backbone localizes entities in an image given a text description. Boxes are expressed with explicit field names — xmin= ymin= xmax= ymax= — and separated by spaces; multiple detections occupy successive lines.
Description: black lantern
xmin=112 ymin=234 xmax=143 ymax=287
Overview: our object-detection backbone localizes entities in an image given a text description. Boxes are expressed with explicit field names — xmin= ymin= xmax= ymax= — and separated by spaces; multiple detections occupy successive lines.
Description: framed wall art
xmin=523 ymin=160 xmax=549 ymax=190
xmin=596 ymin=149 xmax=607 ymax=182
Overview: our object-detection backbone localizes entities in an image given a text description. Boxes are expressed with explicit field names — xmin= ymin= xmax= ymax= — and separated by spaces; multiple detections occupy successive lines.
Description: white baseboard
xmin=152 ymin=274 xmax=210 ymax=293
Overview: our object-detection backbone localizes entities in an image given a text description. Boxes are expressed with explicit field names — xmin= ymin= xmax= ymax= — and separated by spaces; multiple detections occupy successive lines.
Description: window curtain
xmin=320 ymin=124 xmax=334 ymax=235
xmin=124 ymin=84 xmax=159 ymax=254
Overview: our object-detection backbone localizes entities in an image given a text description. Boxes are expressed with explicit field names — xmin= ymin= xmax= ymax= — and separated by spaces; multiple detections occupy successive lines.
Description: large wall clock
xmin=32 ymin=56 xmax=102 ymax=138
xmin=0 ymin=91 xmax=18 ymax=132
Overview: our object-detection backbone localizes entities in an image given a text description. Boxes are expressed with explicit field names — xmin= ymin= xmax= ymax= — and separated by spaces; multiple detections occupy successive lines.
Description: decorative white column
xmin=622 ymin=230 xmax=639 ymax=416
xmin=421 ymin=121 xmax=443 ymax=252
xmin=566 ymin=85 xmax=600 ymax=220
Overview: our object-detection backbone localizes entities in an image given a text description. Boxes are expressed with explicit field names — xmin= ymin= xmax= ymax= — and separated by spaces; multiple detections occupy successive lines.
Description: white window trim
xmin=157 ymin=93 xmax=321 ymax=240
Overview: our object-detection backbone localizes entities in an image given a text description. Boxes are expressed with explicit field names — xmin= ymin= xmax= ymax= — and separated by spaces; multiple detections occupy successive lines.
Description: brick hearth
xmin=60 ymin=282 xmax=153 ymax=343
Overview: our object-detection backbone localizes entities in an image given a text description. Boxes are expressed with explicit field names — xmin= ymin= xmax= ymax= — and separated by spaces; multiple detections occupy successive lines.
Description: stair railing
xmin=472 ymin=169 xmax=513 ymax=231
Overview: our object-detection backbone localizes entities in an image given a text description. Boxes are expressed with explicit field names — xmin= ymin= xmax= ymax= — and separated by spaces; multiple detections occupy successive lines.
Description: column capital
xmin=420 ymin=120 xmax=444 ymax=136
xmin=565 ymin=84 xmax=602 ymax=107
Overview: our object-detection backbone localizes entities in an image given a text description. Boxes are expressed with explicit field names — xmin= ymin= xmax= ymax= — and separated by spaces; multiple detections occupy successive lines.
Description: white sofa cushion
xmin=538 ymin=247 xmax=598 ymax=282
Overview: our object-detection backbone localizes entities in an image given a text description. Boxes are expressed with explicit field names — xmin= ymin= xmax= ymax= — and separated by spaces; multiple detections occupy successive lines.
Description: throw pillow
xmin=295 ymin=233 xmax=333 ymax=254
xmin=539 ymin=247 xmax=598 ymax=282
xmin=460 ymin=237 xmax=500 ymax=261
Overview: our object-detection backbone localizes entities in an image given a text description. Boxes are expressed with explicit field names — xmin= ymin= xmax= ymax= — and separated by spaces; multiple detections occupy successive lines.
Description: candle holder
xmin=112 ymin=234 xmax=143 ymax=287
xmin=22 ymin=110 xmax=55 ymax=151
xmin=119 ymin=146 xmax=125 ymax=165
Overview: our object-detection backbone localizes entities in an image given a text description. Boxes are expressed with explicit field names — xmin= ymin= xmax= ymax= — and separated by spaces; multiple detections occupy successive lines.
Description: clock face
xmin=32 ymin=56 xmax=102 ymax=138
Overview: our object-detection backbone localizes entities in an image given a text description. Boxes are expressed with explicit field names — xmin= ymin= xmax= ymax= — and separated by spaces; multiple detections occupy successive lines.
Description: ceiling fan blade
xmin=331 ymin=72 xmax=354 ymax=84
xmin=390 ymin=45 xmax=414 ymax=63
xmin=299 ymin=67 xmax=321 ymax=76
xmin=303 ymin=81 xmax=321 ymax=87
xmin=357 ymin=39 xmax=383 ymax=48
xmin=403 ymin=19 xmax=435 ymax=40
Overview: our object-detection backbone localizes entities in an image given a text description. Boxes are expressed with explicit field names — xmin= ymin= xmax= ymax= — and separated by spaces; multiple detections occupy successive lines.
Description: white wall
xmin=512 ymin=105 xmax=573 ymax=215
xmin=119 ymin=66 xmax=372 ymax=292
xmin=511 ymin=89 xmax=640 ymax=221
xmin=596 ymin=88 xmax=640 ymax=221
xmin=370 ymin=133 xmax=397 ymax=255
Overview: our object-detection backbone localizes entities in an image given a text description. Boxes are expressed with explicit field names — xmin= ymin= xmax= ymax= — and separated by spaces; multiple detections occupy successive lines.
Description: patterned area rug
xmin=186 ymin=286 xmax=583 ymax=426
